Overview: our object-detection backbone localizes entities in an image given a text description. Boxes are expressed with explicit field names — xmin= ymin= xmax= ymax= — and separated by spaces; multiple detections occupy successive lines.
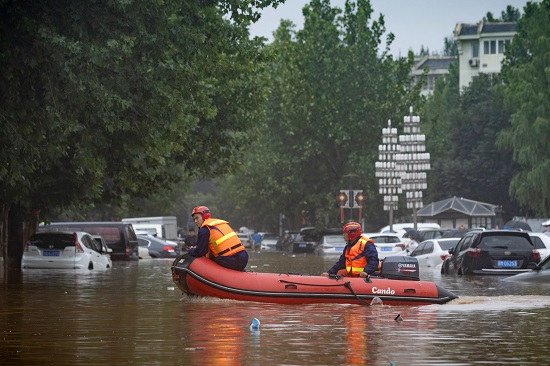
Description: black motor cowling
xmin=380 ymin=256 xmax=420 ymax=281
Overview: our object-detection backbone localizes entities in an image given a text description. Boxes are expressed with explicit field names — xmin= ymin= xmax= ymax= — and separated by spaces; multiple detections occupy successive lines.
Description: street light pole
xmin=396 ymin=106 xmax=430 ymax=230
xmin=375 ymin=120 xmax=401 ymax=232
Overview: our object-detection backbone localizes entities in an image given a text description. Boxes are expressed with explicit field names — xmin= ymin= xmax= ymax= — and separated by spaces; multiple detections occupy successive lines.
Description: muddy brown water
xmin=1 ymin=251 xmax=549 ymax=365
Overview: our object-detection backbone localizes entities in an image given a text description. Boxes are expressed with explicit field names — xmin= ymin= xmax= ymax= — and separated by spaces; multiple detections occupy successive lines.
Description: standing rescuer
xmin=188 ymin=206 xmax=249 ymax=271
xmin=321 ymin=222 xmax=379 ymax=278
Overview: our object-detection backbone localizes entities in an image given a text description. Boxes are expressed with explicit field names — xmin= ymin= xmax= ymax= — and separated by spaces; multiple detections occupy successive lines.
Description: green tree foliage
xmin=443 ymin=36 xmax=458 ymax=56
xmin=421 ymin=61 xmax=460 ymax=203
xmin=498 ymin=0 xmax=550 ymax=216
xmin=484 ymin=6 xmax=521 ymax=22
xmin=0 ymin=0 xmax=278 ymax=213
xmin=0 ymin=0 xmax=280 ymax=266
xmin=217 ymin=0 xmax=420 ymax=232
xmin=442 ymin=75 xmax=517 ymax=211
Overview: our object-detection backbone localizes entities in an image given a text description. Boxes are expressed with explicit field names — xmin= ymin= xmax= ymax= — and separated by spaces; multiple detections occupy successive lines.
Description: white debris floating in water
xmin=249 ymin=318 xmax=260 ymax=331
xmin=370 ymin=296 xmax=383 ymax=306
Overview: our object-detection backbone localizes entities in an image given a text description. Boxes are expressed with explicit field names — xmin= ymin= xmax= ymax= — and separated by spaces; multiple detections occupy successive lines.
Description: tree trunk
xmin=2 ymin=204 xmax=38 ymax=281
xmin=0 ymin=202 xmax=9 ymax=277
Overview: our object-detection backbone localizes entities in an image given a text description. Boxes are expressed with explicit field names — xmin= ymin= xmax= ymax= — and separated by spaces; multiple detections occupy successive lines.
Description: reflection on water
xmin=1 ymin=251 xmax=550 ymax=365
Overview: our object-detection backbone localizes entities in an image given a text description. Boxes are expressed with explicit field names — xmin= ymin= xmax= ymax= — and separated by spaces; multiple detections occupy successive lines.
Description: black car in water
xmin=441 ymin=229 xmax=540 ymax=275
xmin=137 ymin=234 xmax=180 ymax=258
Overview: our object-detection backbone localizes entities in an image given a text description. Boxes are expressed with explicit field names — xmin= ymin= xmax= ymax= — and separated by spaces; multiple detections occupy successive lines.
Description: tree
xmin=497 ymin=0 xmax=550 ymax=216
xmin=443 ymin=36 xmax=458 ymax=56
xmin=440 ymin=75 xmax=518 ymax=211
xmin=216 ymin=0 xmax=420 ymax=233
xmin=0 ymin=0 xmax=281 ymax=270
xmin=421 ymin=61 xmax=460 ymax=203
xmin=484 ymin=6 xmax=521 ymax=22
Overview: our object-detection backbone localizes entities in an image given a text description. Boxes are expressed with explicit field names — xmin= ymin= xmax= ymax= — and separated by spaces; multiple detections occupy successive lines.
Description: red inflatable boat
xmin=171 ymin=255 xmax=458 ymax=306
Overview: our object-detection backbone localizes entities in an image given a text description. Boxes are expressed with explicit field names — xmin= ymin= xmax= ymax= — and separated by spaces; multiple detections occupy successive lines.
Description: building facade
xmin=411 ymin=56 xmax=456 ymax=96
xmin=453 ymin=22 xmax=516 ymax=91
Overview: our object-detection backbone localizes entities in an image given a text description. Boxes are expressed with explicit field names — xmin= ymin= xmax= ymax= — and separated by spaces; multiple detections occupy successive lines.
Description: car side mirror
xmin=448 ymin=248 xmax=455 ymax=255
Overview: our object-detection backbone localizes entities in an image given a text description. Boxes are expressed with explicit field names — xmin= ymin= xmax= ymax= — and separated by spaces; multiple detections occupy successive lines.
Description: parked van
xmin=121 ymin=217 xmax=178 ymax=241
xmin=39 ymin=222 xmax=139 ymax=261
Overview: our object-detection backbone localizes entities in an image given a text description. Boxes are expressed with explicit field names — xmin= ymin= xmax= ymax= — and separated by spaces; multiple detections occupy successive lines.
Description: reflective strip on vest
xmin=346 ymin=265 xmax=365 ymax=273
xmin=345 ymin=238 xmax=369 ymax=274
xmin=216 ymin=231 xmax=237 ymax=246
xmin=206 ymin=219 xmax=227 ymax=226
xmin=202 ymin=218 xmax=244 ymax=257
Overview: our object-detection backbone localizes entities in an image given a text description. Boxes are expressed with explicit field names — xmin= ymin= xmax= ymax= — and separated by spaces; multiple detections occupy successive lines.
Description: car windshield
xmin=479 ymin=235 xmax=532 ymax=250
xmin=263 ymin=234 xmax=278 ymax=240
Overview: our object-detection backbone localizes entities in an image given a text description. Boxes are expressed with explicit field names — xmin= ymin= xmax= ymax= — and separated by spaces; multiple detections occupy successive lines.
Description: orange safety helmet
xmin=343 ymin=221 xmax=362 ymax=241
xmin=191 ymin=206 xmax=211 ymax=220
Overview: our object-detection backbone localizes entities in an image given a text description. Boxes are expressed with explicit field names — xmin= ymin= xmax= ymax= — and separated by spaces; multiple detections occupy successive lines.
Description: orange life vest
xmin=201 ymin=218 xmax=244 ymax=257
xmin=345 ymin=237 xmax=373 ymax=275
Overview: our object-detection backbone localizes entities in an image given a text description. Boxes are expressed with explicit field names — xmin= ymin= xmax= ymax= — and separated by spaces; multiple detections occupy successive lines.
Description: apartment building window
xmin=483 ymin=40 xmax=497 ymax=55
xmin=427 ymin=75 xmax=435 ymax=91
xmin=498 ymin=40 xmax=505 ymax=54
xmin=472 ymin=44 xmax=479 ymax=58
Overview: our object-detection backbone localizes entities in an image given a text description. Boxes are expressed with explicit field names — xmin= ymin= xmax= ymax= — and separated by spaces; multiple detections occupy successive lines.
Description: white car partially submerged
xmin=529 ymin=232 xmax=550 ymax=260
xmin=260 ymin=233 xmax=279 ymax=251
xmin=315 ymin=235 xmax=346 ymax=255
xmin=364 ymin=233 xmax=407 ymax=260
xmin=409 ymin=238 xmax=460 ymax=268
xmin=22 ymin=231 xmax=113 ymax=270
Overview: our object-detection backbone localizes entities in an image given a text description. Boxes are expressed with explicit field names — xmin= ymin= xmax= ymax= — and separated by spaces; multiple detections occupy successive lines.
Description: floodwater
xmin=1 ymin=251 xmax=549 ymax=365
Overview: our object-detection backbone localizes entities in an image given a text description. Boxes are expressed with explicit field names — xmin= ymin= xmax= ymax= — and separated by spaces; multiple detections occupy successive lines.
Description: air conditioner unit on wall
xmin=469 ymin=58 xmax=480 ymax=67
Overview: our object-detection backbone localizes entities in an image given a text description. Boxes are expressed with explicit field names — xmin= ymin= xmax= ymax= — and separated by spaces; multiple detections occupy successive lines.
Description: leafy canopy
xmin=0 ymin=0 xmax=280 ymax=219
xmin=498 ymin=0 xmax=550 ymax=216
xmin=217 ymin=0 xmax=420 ymax=231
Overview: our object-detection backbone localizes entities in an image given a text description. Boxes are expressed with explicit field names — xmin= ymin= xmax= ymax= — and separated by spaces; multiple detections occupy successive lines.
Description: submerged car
xmin=504 ymin=252 xmax=550 ymax=283
xmin=137 ymin=234 xmax=180 ymax=258
xmin=528 ymin=232 xmax=550 ymax=260
xmin=364 ymin=233 xmax=407 ymax=260
xmin=22 ymin=231 xmax=113 ymax=270
xmin=409 ymin=238 xmax=460 ymax=268
xmin=315 ymin=234 xmax=346 ymax=255
xmin=441 ymin=230 xmax=540 ymax=275
xmin=261 ymin=233 xmax=280 ymax=251
xmin=237 ymin=232 xmax=253 ymax=248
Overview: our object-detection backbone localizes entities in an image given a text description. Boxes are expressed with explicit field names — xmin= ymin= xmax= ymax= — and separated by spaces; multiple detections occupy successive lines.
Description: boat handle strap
xmin=278 ymin=279 xmax=347 ymax=287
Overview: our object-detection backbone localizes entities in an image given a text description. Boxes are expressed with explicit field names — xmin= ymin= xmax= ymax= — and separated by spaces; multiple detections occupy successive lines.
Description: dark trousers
xmin=214 ymin=250 xmax=249 ymax=271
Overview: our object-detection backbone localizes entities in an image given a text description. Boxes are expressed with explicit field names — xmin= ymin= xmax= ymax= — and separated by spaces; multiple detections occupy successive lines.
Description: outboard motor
xmin=380 ymin=256 xmax=420 ymax=281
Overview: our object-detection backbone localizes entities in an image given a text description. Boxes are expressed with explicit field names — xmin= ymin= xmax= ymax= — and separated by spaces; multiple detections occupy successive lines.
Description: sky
xmin=249 ymin=0 xmax=531 ymax=57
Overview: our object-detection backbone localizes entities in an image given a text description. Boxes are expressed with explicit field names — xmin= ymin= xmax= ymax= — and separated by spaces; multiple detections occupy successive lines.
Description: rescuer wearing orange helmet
xmin=321 ymin=222 xmax=379 ymax=278
xmin=188 ymin=205 xmax=249 ymax=271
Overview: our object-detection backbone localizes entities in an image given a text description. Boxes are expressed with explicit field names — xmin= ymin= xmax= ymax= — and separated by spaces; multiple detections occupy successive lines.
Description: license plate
xmin=497 ymin=260 xmax=518 ymax=268
xmin=298 ymin=244 xmax=306 ymax=248
xmin=43 ymin=250 xmax=60 ymax=256
xmin=381 ymin=247 xmax=392 ymax=252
